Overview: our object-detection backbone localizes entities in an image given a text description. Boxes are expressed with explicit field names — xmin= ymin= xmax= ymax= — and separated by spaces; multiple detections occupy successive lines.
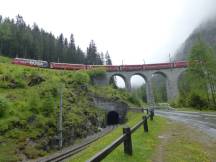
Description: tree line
xmin=176 ymin=38 xmax=216 ymax=110
xmin=0 ymin=15 xmax=112 ymax=65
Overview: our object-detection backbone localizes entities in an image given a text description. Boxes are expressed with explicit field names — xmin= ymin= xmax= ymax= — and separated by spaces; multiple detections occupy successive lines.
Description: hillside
xmin=0 ymin=56 xmax=141 ymax=161
xmin=175 ymin=16 xmax=216 ymax=60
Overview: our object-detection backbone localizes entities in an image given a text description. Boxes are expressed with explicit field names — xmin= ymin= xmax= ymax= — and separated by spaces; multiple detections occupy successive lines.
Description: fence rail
xmin=87 ymin=108 xmax=154 ymax=162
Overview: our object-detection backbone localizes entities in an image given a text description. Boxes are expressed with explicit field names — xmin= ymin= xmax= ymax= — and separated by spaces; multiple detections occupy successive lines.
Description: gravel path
xmin=156 ymin=110 xmax=216 ymax=138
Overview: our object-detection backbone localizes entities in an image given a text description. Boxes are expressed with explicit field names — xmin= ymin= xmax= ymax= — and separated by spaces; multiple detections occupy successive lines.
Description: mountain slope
xmin=175 ymin=17 xmax=216 ymax=60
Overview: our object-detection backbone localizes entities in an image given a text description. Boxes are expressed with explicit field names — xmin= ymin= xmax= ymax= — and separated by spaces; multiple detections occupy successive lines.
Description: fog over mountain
xmin=175 ymin=16 xmax=216 ymax=60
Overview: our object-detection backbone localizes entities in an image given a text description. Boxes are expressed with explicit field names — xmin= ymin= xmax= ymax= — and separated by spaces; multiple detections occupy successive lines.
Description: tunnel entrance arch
xmin=107 ymin=111 xmax=119 ymax=125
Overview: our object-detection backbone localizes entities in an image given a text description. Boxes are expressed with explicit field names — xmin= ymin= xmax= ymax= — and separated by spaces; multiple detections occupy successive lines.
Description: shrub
xmin=28 ymin=72 xmax=45 ymax=86
xmin=188 ymin=93 xmax=208 ymax=109
xmin=41 ymin=94 xmax=55 ymax=116
xmin=0 ymin=96 xmax=9 ymax=117
xmin=128 ymin=95 xmax=142 ymax=106
xmin=24 ymin=145 xmax=46 ymax=159
xmin=86 ymin=68 xmax=106 ymax=83
xmin=28 ymin=93 xmax=41 ymax=114
xmin=73 ymin=72 xmax=90 ymax=84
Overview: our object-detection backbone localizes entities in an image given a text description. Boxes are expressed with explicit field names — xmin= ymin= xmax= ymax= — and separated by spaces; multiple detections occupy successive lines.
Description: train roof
xmin=14 ymin=58 xmax=48 ymax=63
xmin=50 ymin=62 xmax=85 ymax=65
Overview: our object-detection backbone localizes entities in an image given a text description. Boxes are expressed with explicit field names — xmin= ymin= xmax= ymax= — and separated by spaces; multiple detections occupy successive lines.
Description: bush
xmin=41 ymin=94 xmax=55 ymax=116
xmin=24 ymin=145 xmax=46 ymax=159
xmin=86 ymin=68 xmax=106 ymax=83
xmin=28 ymin=73 xmax=45 ymax=87
xmin=28 ymin=93 xmax=41 ymax=114
xmin=128 ymin=95 xmax=142 ymax=106
xmin=0 ymin=96 xmax=9 ymax=117
xmin=188 ymin=93 xmax=208 ymax=109
xmin=73 ymin=72 xmax=90 ymax=84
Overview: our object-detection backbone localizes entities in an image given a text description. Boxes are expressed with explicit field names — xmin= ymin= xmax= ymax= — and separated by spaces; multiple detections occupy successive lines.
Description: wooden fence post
xmin=123 ymin=127 xmax=133 ymax=155
xmin=150 ymin=109 xmax=154 ymax=120
xmin=143 ymin=116 xmax=148 ymax=132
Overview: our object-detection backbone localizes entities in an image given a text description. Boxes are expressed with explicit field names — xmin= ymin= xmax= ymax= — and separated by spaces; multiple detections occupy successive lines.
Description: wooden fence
xmin=86 ymin=109 xmax=154 ymax=162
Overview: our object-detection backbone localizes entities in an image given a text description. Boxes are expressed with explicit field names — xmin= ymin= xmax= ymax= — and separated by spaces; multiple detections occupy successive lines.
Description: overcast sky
xmin=1 ymin=0 xmax=216 ymax=65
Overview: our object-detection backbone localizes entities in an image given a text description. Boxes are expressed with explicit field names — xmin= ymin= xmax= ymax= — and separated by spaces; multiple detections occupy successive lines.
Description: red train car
xmin=87 ymin=65 xmax=120 ymax=72
xmin=174 ymin=61 xmax=188 ymax=68
xmin=50 ymin=62 xmax=86 ymax=70
xmin=87 ymin=65 xmax=106 ymax=70
xmin=105 ymin=65 xmax=120 ymax=72
xmin=12 ymin=58 xmax=49 ymax=68
xmin=120 ymin=64 xmax=143 ymax=71
xmin=144 ymin=63 xmax=172 ymax=70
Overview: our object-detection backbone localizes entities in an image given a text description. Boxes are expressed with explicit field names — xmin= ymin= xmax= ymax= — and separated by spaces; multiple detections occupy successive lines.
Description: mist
xmin=1 ymin=0 xmax=216 ymax=87
xmin=1 ymin=0 xmax=216 ymax=65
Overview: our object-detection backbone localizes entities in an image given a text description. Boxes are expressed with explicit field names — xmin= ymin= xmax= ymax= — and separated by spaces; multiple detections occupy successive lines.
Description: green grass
xmin=70 ymin=113 xmax=166 ymax=162
xmin=161 ymin=122 xmax=215 ymax=162
xmin=0 ymin=55 xmax=11 ymax=63
xmin=165 ymin=139 xmax=210 ymax=162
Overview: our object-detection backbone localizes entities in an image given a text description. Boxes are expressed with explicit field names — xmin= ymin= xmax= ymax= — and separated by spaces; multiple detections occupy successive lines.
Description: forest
xmin=0 ymin=15 xmax=112 ymax=65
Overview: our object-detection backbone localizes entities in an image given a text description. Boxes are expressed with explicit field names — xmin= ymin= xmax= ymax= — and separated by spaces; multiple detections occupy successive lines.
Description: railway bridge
xmin=93 ymin=67 xmax=187 ymax=104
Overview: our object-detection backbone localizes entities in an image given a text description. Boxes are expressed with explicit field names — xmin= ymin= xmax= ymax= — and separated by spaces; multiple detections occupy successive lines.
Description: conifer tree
xmin=105 ymin=51 xmax=112 ymax=65
xmin=86 ymin=40 xmax=99 ymax=65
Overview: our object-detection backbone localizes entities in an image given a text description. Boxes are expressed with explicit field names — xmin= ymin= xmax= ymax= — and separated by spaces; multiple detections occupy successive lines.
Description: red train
xmin=50 ymin=62 xmax=86 ymax=70
xmin=11 ymin=58 xmax=188 ymax=72
xmin=12 ymin=58 xmax=49 ymax=68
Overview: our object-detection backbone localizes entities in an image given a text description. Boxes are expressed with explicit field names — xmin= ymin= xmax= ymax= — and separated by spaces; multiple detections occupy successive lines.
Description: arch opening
xmin=151 ymin=72 xmax=168 ymax=103
xmin=110 ymin=75 xmax=126 ymax=89
xmin=107 ymin=111 xmax=119 ymax=125
xmin=130 ymin=74 xmax=147 ymax=103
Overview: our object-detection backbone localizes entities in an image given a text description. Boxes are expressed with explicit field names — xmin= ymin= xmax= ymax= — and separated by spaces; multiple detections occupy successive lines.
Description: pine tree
xmin=57 ymin=33 xmax=64 ymax=62
xmin=100 ymin=52 xmax=105 ymax=65
xmin=76 ymin=46 xmax=85 ymax=64
xmin=68 ymin=34 xmax=76 ymax=63
xmin=86 ymin=40 xmax=98 ymax=65
xmin=105 ymin=51 xmax=112 ymax=65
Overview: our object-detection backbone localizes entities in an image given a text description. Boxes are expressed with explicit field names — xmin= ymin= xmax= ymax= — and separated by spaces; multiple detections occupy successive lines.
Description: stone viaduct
xmin=93 ymin=67 xmax=187 ymax=104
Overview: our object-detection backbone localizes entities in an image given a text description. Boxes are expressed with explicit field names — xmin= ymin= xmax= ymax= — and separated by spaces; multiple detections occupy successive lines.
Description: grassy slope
xmin=0 ymin=56 xmax=142 ymax=161
xmin=70 ymin=113 xmax=166 ymax=162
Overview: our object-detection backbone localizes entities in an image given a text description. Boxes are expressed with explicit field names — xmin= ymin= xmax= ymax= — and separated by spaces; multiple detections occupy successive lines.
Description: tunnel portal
xmin=107 ymin=111 xmax=119 ymax=125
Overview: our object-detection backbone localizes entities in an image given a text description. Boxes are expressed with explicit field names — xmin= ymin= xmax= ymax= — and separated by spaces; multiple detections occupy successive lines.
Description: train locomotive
xmin=11 ymin=58 xmax=188 ymax=72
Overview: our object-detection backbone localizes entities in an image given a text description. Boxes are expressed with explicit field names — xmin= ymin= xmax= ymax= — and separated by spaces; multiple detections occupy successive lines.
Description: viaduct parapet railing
xmin=86 ymin=109 xmax=154 ymax=162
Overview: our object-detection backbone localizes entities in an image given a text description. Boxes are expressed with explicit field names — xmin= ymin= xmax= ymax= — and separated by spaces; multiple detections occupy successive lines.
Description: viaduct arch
xmin=93 ymin=67 xmax=186 ymax=104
